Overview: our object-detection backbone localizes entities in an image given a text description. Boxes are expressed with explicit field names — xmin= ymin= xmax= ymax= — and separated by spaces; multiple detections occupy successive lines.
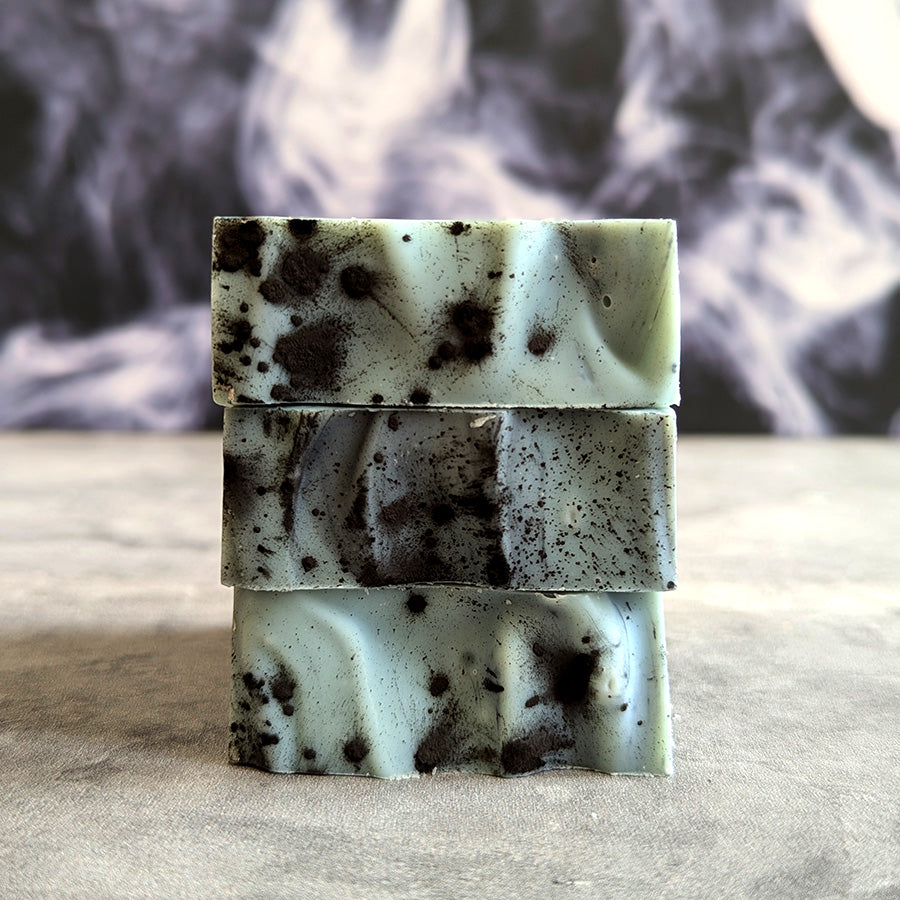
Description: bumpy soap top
xmin=212 ymin=218 xmax=679 ymax=409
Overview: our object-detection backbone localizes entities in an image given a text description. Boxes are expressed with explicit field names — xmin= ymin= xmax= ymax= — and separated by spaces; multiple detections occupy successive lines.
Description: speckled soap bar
xmin=230 ymin=587 xmax=671 ymax=777
xmin=222 ymin=406 xmax=676 ymax=592
xmin=212 ymin=218 xmax=679 ymax=409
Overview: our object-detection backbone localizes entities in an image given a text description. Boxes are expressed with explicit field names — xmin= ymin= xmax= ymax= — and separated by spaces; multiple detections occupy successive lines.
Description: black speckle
xmin=303 ymin=747 xmax=317 ymax=760
xmin=259 ymin=732 xmax=279 ymax=747
xmin=276 ymin=419 xmax=314 ymax=534
xmin=301 ymin=556 xmax=318 ymax=572
xmin=500 ymin=728 xmax=574 ymax=775
xmin=414 ymin=721 xmax=455 ymax=773
xmin=218 ymin=318 xmax=253 ymax=355
xmin=214 ymin=220 xmax=266 ymax=276
xmin=257 ymin=544 xmax=273 ymax=556
xmin=343 ymin=736 xmax=369 ymax=764
xmin=373 ymin=452 xmax=384 ymax=463
xmin=500 ymin=738 xmax=543 ymax=775
xmin=281 ymin=246 xmax=330 ymax=296
xmin=258 ymin=278 xmax=290 ymax=305
xmin=482 ymin=678 xmax=504 ymax=693
xmin=242 ymin=672 xmax=265 ymax=694
xmin=288 ymin=218 xmax=318 ymax=238
xmin=269 ymin=668 xmax=296 ymax=717
xmin=407 ymin=593 xmax=427 ymax=614
xmin=448 ymin=221 xmax=468 ymax=236
xmin=451 ymin=300 xmax=491 ymax=340
xmin=273 ymin=317 xmax=347 ymax=391
xmin=222 ymin=453 xmax=255 ymax=509
xmin=450 ymin=299 xmax=494 ymax=361
xmin=436 ymin=341 xmax=457 ymax=361
xmin=620 ymin=703 xmax=628 ymax=711
xmin=402 ymin=234 xmax=411 ymax=242
xmin=458 ymin=331 xmax=489 ymax=360
xmin=602 ymin=294 xmax=612 ymax=308
xmin=239 ymin=302 xmax=249 ymax=313
xmin=524 ymin=695 xmax=541 ymax=708
xmin=552 ymin=652 xmax=598 ymax=706
xmin=346 ymin=485 xmax=369 ymax=531
xmin=527 ymin=326 xmax=556 ymax=356
xmin=257 ymin=361 xmax=269 ymax=373
xmin=429 ymin=674 xmax=449 ymax=696
xmin=485 ymin=551 xmax=511 ymax=587
xmin=371 ymin=393 xmax=384 ymax=404
xmin=387 ymin=413 xmax=400 ymax=430
xmin=666 ymin=580 xmax=675 ymax=590
xmin=487 ymin=270 xmax=502 ymax=279
xmin=410 ymin=389 xmax=430 ymax=405
xmin=431 ymin=503 xmax=455 ymax=526
xmin=340 ymin=264 xmax=376 ymax=299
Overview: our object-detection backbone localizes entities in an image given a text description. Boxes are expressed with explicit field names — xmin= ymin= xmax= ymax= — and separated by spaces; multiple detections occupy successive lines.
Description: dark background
xmin=1 ymin=0 xmax=898 ymax=432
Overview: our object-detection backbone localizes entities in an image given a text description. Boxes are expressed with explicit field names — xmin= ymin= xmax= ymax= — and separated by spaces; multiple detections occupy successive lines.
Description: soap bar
xmin=211 ymin=218 xmax=679 ymax=409
xmin=222 ymin=406 xmax=676 ymax=592
xmin=230 ymin=587 xmax=672 ymax=777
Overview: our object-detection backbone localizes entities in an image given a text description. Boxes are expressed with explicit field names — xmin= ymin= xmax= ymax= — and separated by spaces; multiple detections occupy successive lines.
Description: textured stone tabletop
xmin=1 ymin=434 xmax=898 ymax=899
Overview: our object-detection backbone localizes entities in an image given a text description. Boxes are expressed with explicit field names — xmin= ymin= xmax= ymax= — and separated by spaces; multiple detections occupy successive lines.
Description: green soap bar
xmin=222 ymin=406 xmax=676 ymax=592
xmin=230 ymin=587 xmax=672 ymax=777
xmin=211 ymin=218 xmax=679 ymax=409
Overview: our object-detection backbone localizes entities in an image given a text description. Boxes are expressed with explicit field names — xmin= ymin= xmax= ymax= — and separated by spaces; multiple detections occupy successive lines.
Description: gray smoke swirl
xmin=0 ymin=0 xmax=897 ymax=431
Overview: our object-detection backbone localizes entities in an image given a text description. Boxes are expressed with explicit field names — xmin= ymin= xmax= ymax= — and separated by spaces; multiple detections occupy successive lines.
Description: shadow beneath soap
xmin=0 ymin=627 xmax=231 ymax=766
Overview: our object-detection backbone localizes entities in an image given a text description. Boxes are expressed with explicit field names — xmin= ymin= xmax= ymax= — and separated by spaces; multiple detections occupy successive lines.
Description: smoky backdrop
xmin=1 ymin=0 xmax=898 ymax=432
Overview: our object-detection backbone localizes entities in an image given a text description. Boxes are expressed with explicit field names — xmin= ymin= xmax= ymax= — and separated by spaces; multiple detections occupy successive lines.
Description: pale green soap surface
xmin=230 ymin=587 xmax=672 ymax=777
xmin=212 ymin=218 xmax=680 ymax=409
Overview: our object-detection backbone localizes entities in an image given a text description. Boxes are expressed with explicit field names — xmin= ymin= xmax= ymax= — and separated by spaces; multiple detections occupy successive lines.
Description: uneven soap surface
xmin=222 ymin=406 xmax=676 ymax=592
xmin=230 ymin=587 xmax=671 ymax=777
xmin=212 ymin=217 xmax=679 ymax=409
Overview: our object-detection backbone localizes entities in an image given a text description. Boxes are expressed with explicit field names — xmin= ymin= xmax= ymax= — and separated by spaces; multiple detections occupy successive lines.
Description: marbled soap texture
xmin=212 ymin=218 xmax=679 ymax=409
xmin=216 ymin=217 xmax=679 ymax=778
xmin=222 ymin=406 xmax=676 ymax=592
xmin=230 ymin=587 xmax=671 ymax=778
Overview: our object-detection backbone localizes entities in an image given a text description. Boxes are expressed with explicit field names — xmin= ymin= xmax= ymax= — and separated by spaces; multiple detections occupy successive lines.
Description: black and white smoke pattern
xmin=0 ymin=0 xmax=898 ymax=431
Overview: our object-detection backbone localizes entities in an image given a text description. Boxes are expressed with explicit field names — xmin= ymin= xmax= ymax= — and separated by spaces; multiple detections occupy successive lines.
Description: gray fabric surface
xmin=1 ymin=434 xmax=898 ymax=899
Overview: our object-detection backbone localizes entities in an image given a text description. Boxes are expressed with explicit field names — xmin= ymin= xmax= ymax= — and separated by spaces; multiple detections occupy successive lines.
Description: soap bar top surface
xmin=212 ymin=218 xmax=679 ymax=409
xmin=221 ymin=405 xmax=676 ymax=592
xmin=230 ymin=587 xmax=672 ymax=777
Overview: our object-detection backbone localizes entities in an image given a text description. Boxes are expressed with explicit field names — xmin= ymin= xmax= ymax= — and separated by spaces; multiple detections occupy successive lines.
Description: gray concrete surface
xmin=1 ymin=434 xmax=898 ymax=899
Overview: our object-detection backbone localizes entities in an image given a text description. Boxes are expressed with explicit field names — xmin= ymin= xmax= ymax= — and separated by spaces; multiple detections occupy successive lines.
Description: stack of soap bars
xmin=212 ymin=218 xmax=679 ymax=777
